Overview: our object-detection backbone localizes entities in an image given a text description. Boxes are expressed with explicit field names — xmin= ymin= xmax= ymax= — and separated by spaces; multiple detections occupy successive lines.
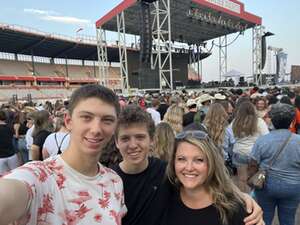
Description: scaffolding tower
xmin=219 ymin=35 xmax=228 ymax=83
xmin=151 ymin=0 xmax=173 ymax=91
xmin=96 ymin=27 xmax=109 ymax=86
xmin=252 ymin=25 xmax=264 ymax=86
xmin=117 ymin=12 xmax=129 ymax=93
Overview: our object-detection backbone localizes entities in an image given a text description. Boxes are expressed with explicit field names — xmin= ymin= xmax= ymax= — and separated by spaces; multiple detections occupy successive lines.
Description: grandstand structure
xmin=0 ymin=23 xmax=127 ymax=102
xmin=0 ymin=22 xmax=197 ymax=102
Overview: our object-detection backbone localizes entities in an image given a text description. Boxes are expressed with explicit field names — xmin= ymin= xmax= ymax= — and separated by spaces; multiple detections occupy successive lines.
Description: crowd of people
xmin=0 ymin=84 xmax=299 ymax=225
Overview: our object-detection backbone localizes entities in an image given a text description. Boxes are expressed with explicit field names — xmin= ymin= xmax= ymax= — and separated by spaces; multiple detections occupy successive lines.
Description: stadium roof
xmin=0 ymin=23 xmax=211 ymax=63
xmin=96 ymin=0 xmax=262 ymax=44
xmin=0 ymin=23 xmax=130 ymax=62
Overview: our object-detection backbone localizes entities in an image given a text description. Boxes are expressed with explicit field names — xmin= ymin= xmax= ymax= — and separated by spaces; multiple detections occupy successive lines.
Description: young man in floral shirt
xmin=0 ymin=85 xmax=127 ymax=225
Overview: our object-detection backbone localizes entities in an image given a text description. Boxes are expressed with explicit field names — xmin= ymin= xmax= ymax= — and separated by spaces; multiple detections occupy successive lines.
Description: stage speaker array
xmin=260 ymin=36 xmax=267 ymax=70
xmin=139 ymin=1 xmax=152 ymax=66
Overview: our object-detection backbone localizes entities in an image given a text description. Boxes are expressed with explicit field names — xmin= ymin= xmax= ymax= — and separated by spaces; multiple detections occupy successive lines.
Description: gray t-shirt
xmin=250 ymin=129 xmax=300 ymax=184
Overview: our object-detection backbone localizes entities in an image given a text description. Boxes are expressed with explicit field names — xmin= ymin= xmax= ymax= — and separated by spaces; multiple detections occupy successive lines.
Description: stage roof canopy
xmin=96 ymin=0 xmax=262 ymax=44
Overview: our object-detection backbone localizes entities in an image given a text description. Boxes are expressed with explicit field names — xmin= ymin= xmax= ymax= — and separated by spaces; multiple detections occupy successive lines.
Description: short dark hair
xmin=267 ymin=95 xmax=278 ymax=105
xmin=287 ymin=91 xmax=296 ymax=99
xmin=115 ymin=104 xmax=155 ymax=139
xmin=151 ymin=98 xmax=160 ymax=108
xmin=0 ymin=110 xmax=7 ymax=121
xmin=280 ymin=96 xmax=292 ymax=105
xmin=270 ymin=103 xmax=295 ymax=129
xmin=68 ymin=84 xmax=120 ymax=116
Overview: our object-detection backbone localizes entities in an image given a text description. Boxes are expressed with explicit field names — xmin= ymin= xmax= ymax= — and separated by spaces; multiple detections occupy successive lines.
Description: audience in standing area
xmin=3 ymin=84 xmax=300 ymax=224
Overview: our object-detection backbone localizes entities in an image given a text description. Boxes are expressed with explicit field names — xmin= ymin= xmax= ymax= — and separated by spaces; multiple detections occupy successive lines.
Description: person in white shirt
xmin=25 ymin=114 xmax=35 ymax=161
xmin=146 ymin=98 xmax=161 ymax=126
xmin=42 ymin=112 xmax=70 ymax=159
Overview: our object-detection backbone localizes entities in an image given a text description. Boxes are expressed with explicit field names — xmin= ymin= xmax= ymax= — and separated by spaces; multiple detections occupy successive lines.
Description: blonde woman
xmin=254 ymin=97 xmax=268 ymax=118
xmin=153 ymin=122 xmax=175 ymax=162
xmin=203 ymin=103 xmax=228 ymax=148
xmin=163 ymin=104 xmax=184 ymax=134
xmin=164 ymin=130 xmax=248 ymax=225
xmin=231 ymin=101 xmax=269 ymax=192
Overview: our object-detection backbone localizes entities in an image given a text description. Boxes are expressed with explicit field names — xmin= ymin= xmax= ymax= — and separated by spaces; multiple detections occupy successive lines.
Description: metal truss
xmin=252 ymin=25 xmax=264 ymax=86
xmin=151 ymin=0 xmax=173 ymax=91
xmin=96 ymin=27 xmax=108 ymax=86
xmin=219 ymin=35 xmax=228 ymax=82
xmin=117 ymin=12 xmax=129 ymax=93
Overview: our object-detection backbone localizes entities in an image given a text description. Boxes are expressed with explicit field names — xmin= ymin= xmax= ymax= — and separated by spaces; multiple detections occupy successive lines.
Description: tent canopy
xmin=223 ymin=69 xmax=244 ymax=78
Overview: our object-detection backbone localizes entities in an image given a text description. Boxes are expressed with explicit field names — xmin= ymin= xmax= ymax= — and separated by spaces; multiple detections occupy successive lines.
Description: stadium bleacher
xmin=0 ymin=23 xmax=123 ymax=102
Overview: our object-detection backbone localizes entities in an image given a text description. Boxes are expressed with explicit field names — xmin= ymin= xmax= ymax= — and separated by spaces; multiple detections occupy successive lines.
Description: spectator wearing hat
xmin=214 ymin=93 xmax=226 ymax=103
xmin=182 ymin=99 xmax=197 ymax=127
xmin=249 ymin=103 xmax=300 ymax=225
xmin=196 ymin=93 xmax=213 ymax=116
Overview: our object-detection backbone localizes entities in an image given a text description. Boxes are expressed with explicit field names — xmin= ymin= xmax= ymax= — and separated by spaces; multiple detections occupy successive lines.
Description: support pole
xmin=117 ymin=12 xmax=129 ymax=94
xmin=151 ymin=0 xmax=173 ymax=91
xmin=219 ymin=35 xmax=227 ymax=83
xmin=96 ymin=27 xmax=109 ymax=86
xmin=252 ymin=25 xmax=264 ymax=86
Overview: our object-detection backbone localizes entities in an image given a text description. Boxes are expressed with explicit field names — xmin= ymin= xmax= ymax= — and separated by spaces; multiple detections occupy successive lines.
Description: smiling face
xmin=65 ymin=97 xmax=117 ymax=157
xmin=256 ymin=99 xmax=266 ymax=111
xmin=175 ymin=141 xmax=208 ymax=191
xmin=116 ymin=123 xmax=152 ymax=172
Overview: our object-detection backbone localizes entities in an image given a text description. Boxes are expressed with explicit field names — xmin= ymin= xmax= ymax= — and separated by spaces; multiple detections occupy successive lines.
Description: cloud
xmin=41 ymin=15 xmax=92 ymax=26
xmin=24 ymin=8 xmax=57 ymax=16
xmin=24 ymin=8 xmax=93 ymax=27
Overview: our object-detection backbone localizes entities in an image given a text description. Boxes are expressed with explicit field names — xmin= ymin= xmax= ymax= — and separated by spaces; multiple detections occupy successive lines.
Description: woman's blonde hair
xmin=167 ymin=134 xmax=244 ymax=225
xmin=163 ymin=105 xmax=184 ymax=134
xmin=203 ymin=103 xmax=228 ymax=147
xmin=254 ymin=97 xmax=268 ymax=110
xmin=232 ymin=101 xmax=258 ymax=138
xmin=153 ymin=122 xmax=175 ymax=161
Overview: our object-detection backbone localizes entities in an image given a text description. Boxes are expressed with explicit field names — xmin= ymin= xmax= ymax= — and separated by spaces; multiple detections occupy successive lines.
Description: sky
xmin=1 ymin=0 xmax=299 ymax=82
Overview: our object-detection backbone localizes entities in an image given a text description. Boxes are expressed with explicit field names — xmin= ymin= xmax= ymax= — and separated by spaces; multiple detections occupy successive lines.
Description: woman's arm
xmin=13 ymin=123 xmax=20 ymax=139
xmin=31 ymin=144 xmax=40 ymax=161
xmin=42 ymin=147 xmax=50 ymax=160
xmin=232 ymin=184 xmax=264 ymax=225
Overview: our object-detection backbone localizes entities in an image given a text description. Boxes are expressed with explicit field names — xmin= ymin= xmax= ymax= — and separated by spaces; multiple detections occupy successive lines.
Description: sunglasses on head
xmin=175 ymin=130 xmax=208 ymax=141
